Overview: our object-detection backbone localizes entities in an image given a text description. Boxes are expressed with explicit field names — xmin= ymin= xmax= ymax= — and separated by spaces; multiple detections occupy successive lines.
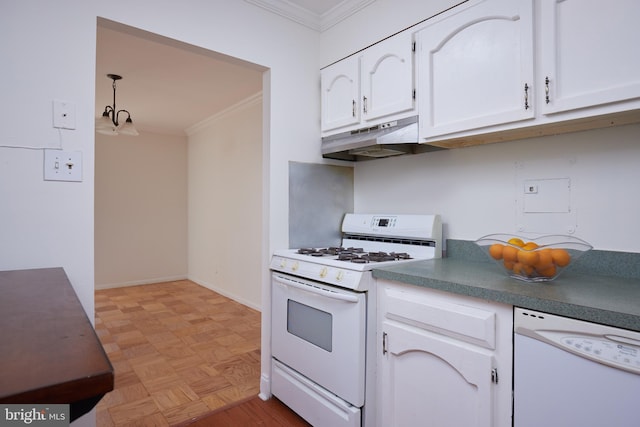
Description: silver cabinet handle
xmin=545 ymin=76 xmax=550 ymax=104
xmin=363 ymin=96 xmax=368 ymax=114
xmin=382 ymin=332 xmax=388 ymax=355
xmin=352 ymin=99 xmax=356 ymax=117
xmin=524 ymin=83 xmax=530 ymax=110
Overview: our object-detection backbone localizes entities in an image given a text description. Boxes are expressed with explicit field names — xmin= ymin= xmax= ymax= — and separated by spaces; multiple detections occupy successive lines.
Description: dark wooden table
xmin=0 ymin=268 xmax=114 ymax=420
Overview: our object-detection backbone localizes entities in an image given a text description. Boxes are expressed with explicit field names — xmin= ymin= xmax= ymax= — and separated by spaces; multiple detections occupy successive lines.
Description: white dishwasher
xmin=514 ymin=307 xmax=640 ymax=427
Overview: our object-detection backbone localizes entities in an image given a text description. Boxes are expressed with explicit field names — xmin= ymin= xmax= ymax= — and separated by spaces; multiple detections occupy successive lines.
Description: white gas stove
xmin=269 ymin=213 xmax=442 ymax=427
xmin=270 ymin=213 xmax=442 ymax=290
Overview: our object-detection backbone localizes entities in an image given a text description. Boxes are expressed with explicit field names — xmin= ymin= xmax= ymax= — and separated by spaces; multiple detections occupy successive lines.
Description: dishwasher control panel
xmin=561 ymin=336 xmax=640 ymax=371
xmin=515 ymin=308 xmax=640 ymax=375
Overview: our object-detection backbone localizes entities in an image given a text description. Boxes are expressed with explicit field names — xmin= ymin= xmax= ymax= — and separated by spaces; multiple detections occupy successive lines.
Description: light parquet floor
xmin=94 ymin=280 xmax=264 ymax=426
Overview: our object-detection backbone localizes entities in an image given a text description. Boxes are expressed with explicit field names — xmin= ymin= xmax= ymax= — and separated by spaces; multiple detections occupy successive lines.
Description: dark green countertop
xmin=372 ymin=241 xmax=640 ymax=332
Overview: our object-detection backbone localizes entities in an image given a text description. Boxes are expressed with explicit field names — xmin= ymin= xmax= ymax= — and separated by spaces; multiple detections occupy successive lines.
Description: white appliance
xmin=514 ymin=308 xmax=640 ymax=427
xmin=270 ymin=214 xmax=442 ymax=427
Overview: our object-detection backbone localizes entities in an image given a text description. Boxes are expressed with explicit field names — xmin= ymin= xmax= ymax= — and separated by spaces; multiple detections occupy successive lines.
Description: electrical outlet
xmin=44 ymin=149 xmax=82 ymax=182
xmin=53 ymin=100 xmax=76 ymax=129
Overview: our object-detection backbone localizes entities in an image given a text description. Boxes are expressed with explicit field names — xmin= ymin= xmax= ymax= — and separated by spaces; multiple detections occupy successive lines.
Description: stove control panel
xmin=373 ymin=216 xmax=396 ymax=228
xmin=270 ymin=256 xmax=366 ymax=290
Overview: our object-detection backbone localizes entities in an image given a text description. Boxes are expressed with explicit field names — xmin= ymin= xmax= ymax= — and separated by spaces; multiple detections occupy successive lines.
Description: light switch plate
xmin=44 ymin=149 xmax=82 ymax=182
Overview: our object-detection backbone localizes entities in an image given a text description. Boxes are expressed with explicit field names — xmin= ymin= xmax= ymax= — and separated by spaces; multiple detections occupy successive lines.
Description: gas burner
xmin=320 ymin=247 xmax=345 ymax=256
xmin=345 ymin=247 xmax=365 ymax=253
xmin=391 ymin=252 xmax=412 ymax=260
xmin=297 ymin=248 xmax=317 ymax=255
xmin=337 ymin=253 xmax=359 ymax=261
xmin=336 ymin=251 xmax=413 ymax=264
xmin=365 ymin=252 xmax=397 ymax=262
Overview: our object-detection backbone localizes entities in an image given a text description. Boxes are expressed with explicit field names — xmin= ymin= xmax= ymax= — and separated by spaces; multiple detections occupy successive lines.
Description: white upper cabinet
xmin=417 ymin=0 xmax=535 ymax=141
xmin=321 ymin=31 xmax=416 ymax=135
xmin=321 ymin=56 xmax=361 ymax=132
xmin=415 ymin=0 xmax=640 ymax=147
xmin=539 ymin=0 xmax=640 ymax=116
xmin=360 ymin=32 xmax=415 ymax=124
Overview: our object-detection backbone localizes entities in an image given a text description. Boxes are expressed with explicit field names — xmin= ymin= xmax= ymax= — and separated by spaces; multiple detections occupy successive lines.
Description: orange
xmin=517 ymin=248 xmax=539 ymax=266
xmin=522 ymin=242 xmax=539 ymax=251
xmin=513 ymin=262 xmax=534 ymax=277
xmin=538 ymin=264 xmax=558 ymax=278
xmin=508 ymin=237 xmax=525 ymax=247
xmin=551 ymin=249 xmax=571 ymax=267
xmin=488 ymin=244 xmax=504 ymax=260
xmin=503 ymin=260 xmax=515 ymax=271
xmin=535 ymin=249 xmax=554 ymax=269
xmin=502 ymin=246 xmax=519 ymax=263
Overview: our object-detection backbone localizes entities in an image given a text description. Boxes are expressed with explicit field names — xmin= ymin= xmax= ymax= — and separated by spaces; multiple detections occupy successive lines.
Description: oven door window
xmin=287 ymin=299 xmax=332 ymax=352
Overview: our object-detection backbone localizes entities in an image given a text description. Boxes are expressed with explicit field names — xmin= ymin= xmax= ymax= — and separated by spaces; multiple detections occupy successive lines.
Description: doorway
xmin=94 ymin=19 xmax=264 ymax=307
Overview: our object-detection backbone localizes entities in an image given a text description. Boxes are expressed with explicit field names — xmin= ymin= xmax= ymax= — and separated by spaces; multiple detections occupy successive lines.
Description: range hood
xmin=321 ymin=116 xmax=443 ymax=161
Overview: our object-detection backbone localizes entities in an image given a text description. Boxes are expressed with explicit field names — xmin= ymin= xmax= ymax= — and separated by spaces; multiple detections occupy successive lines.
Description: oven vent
xmin=342 ymin=234 xmax=437 ymax=247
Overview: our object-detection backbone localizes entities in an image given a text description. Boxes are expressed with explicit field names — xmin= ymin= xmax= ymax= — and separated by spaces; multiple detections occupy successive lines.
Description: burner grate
xmin=298 ymin=248 xmax=413 ymax=264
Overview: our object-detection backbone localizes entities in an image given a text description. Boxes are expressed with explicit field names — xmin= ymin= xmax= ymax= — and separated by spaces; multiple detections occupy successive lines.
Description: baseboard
xmin=188 ymin=277 xmax=262 ymax=312
xmin=95 ymin=275 xmax=188 ymax=290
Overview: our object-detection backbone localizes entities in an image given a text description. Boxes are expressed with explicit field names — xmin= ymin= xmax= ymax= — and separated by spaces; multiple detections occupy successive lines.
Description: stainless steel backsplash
xmin=289 ymin=161 xmax=354 ymax=249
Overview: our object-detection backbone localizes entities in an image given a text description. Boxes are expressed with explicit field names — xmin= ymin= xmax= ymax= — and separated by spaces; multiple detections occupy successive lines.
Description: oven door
xmin=271 ymin=272 xmax=367 ymax=407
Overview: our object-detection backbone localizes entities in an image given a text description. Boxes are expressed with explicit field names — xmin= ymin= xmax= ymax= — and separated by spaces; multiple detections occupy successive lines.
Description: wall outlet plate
xmin=44 ymin=149 xmax=82 ymax=182
xmin=53 ymin=100 xmax=76 ymax=130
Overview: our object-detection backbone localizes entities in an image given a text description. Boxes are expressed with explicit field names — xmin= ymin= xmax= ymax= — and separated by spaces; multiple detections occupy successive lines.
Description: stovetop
xmin=270 ymin=247 xmax=429 ymax=291
xmin=296 ymin=247 xmax=413 ymax=264
xmin=271 ymin=213 xmax=443 ymax=290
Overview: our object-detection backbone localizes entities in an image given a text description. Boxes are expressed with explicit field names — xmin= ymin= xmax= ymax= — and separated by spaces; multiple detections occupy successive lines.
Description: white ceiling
xmin=96 ymin=0 xmax=372 ymax=136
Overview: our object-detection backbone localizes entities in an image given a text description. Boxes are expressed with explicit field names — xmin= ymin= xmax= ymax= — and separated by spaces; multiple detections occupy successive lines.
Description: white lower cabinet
xmin=376 ymin=280 xmax=513 ymax=427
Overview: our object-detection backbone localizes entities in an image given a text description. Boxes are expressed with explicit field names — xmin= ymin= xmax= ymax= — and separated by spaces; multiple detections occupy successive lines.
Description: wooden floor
xmin=94 ymin=280 xmax=308 ymax=426
xmin=179 ymin=395 xmax=310 ymax=427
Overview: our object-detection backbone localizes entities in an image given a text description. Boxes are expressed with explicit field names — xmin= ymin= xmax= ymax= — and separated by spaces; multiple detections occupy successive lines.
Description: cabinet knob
xmin=363 ymin=96 xmax=368 ymax=114
xmin=524 ymin=83 xmax=530 ymax=110
xmin=352 ymin=99 xmax=356 ymax=117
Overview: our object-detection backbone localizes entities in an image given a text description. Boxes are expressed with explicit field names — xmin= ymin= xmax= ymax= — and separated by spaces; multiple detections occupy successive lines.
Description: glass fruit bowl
xmin=475 ymin=234 xmax=593 ymax=282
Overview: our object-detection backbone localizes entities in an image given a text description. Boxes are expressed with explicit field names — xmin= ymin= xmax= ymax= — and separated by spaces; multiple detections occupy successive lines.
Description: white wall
xmin=187 ymin=95 xmax=263 ymax=310
xmin=1 ymin=0 xmax=322 ymax=419
xmin=355 ymin=124 xmax=640 ymax=253
xmin=0 ymin=1 xmax=97 ymax=320
xmin=1 ymin=0 xmax=320 ymax=307
xmin=95 ymin=131 xmax=188 ymax=289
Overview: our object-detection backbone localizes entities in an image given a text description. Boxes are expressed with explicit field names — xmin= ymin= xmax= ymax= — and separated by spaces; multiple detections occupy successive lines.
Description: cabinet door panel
xmin=361 ymin=32 xmax=415 ymax=122
xmin=540 ymin=0 xmax=640 ymax=114
xmin=380 ymin=320 xmax=494 ymax=427
xmin=418 ymin=0 xmax=534 ymax=139
xmin=321 ymin=56 xmax=360 ymax=132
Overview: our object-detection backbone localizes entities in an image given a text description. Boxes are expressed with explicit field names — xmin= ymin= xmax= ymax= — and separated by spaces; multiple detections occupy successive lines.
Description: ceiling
xmin=96 ymin=0 xmax=372 ymax=136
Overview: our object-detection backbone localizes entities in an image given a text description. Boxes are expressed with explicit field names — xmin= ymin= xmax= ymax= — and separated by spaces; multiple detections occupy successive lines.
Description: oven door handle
xmin=274 ymin=276 xmax=360 ymax=303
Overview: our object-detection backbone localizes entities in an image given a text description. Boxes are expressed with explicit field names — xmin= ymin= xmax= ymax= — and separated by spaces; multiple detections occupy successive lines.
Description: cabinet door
xmin=321 ymin=56 xmax=360 ymax=132
xmin=539 ymin=0 xmax=640 ymax=115
xmin=379 ymin=320 xmax=495 ymax=427
xmin=361 ymin=32 xmax=415 ymax=123
xmin=417 ymin=0 xmax=534 ymax=140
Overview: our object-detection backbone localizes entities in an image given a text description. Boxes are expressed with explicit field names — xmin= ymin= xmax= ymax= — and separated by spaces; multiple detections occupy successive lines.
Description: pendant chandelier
xmin=96 ymin=74 xmax=139 ymax=136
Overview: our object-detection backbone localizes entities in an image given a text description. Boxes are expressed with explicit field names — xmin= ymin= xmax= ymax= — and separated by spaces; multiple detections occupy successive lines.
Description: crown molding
xmin=245 ymin=0 xmax=375 ymax=32
xmin=185 ymin=92 xmax=263 ymax=136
